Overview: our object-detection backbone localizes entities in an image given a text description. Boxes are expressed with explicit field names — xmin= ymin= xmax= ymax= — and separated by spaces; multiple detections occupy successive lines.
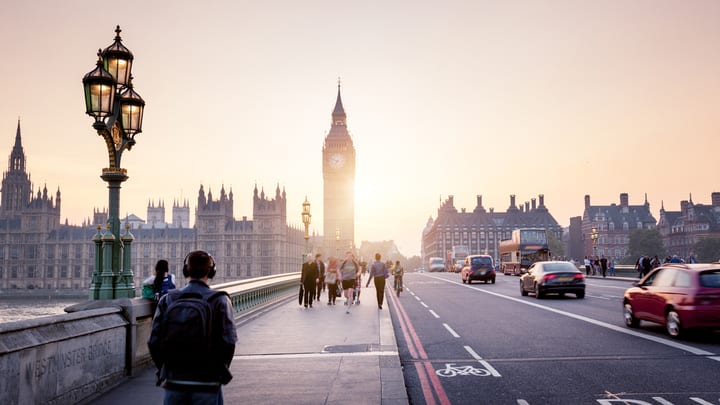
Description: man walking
xmin=301 ymin=254 xmax=319 ymax=308
xmin=313 ymin=253 xmax=326 ymax=301
xmin=148 ymin=250 xmax=237 ymax=405
xmin=366 ymin=253 xmax=389 ymax=309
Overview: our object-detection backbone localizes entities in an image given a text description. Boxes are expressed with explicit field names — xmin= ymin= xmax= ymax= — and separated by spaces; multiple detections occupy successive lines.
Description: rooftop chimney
xmin=620 ymin=193 xmax=629 ymax=207
xmin=712 ymin=192 xmax=720 ymax=207
xmin=531 ymin=198 xmax=536 ymax=211
xmin=538 ymin=194 xmax=545 ymax=207
xmin=584 ymin=195 xmax=590 ymax=208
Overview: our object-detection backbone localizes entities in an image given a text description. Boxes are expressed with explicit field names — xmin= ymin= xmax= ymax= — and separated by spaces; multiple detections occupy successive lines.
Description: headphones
xmin=182 ymin=250 xmax=217 ymax=279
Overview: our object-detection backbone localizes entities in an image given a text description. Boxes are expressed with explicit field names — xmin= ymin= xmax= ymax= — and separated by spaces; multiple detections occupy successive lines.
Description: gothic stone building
xmin=422 ymin=194 xmax=562 ymax=264
xmin=0 ymin=121 xmax=304 ymax=294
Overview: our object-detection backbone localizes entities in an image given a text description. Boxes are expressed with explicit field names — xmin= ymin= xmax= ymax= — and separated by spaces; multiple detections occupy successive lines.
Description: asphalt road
xmin=387 ymin=271 xmax=720 ymax=405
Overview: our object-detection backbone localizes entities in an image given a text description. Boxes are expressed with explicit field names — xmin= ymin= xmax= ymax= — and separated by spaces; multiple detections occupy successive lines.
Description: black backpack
xmin=158 ymin=290 xmax=229 ymax=367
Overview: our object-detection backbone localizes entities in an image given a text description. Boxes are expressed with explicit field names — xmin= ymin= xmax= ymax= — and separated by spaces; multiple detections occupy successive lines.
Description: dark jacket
xmin=301 ymin=262 xmax=318 ymax=287
xmin=148 ymin=280 xmax=237 ymax=388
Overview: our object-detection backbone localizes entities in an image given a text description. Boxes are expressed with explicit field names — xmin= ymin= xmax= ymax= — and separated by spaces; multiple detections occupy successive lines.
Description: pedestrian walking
xmin=365 ymin=253 xmax=389 ymax=309
xmin=338 ymin=251 xmax=360 ymax=314
xmin=301 ymin=253 xmax=318 ymax=308
xmin=609 ymin=259 xmax=616 ymax=276
xmin=313 ymin=253 xmax=325 ymax=301
xmin=584 ymin=256 xmax=591 ymax=276
xmin=148 ymin=250 xmax=237 ymax=404
xmin=325 ymin=257 xmax=339 ymax=305
xmin=600 ymin=256 xmax=608 ymax=278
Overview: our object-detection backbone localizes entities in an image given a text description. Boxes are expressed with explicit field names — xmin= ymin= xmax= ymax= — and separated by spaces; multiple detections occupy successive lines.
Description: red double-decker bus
xmin=499 ymin=228 xmax=550 ymax=276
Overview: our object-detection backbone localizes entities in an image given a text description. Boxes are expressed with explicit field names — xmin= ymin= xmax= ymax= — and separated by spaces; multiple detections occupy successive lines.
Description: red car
xmin=623 ymin=263 xmax=720 ymax=338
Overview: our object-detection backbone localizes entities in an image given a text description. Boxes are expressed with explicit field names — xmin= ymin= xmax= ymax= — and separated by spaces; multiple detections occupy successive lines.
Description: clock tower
xmin=322 ymin=83 xmax=355 ymax=256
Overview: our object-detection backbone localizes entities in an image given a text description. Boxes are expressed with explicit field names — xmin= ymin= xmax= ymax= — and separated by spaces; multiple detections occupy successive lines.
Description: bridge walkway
xmin=94 ymin=275 xmax=408 ymax=405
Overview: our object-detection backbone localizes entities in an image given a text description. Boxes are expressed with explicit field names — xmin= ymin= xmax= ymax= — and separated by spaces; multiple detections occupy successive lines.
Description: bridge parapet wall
xmin=0 ymin=272 xmax=300 ymax=404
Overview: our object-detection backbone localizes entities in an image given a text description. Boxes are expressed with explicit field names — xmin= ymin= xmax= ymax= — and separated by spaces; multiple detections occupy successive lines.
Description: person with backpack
xmin=153 ymin=259 xmax=176 ymax=300
xmin=148 ymin=250 xmax=237 ymax=405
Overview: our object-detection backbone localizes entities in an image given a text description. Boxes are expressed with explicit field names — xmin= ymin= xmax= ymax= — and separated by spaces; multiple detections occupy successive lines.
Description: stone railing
xmin=0 ymin=272 xmax=300 ymax=405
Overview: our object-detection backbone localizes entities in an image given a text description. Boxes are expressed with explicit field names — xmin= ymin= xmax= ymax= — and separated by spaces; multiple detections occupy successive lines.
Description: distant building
xmin=577 ymin=193 xmax=656 ymax=260
xmin=0 ymin=121 xmax=304 ymax=294
xmin=657 ymin=193 xmax=720 ymax=259
xmin=422 ymin=194 xmax=562 ymax=264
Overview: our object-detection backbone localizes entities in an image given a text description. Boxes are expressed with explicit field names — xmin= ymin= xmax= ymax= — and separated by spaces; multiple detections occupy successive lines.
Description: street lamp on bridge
xmin=302 ymin=197 xmax=311 ymax=255
xmin=591 ymin=226 xmax=599 ymax=257
xmin=82 ymin=26 xmax=145 ymax=300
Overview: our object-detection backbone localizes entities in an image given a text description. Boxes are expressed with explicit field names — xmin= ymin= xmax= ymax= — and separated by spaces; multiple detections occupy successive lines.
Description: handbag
xmin=325 ymin=272 xmax=337 ymax=284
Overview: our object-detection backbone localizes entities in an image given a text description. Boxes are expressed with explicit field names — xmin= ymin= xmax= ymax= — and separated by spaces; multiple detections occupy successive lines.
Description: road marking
xmin=517 ymin=400 xmax=530 ymax=405
xmin=443 ymin=323 xmax=460 ymax=338
xmin=429 ymin=310 xmax=440 ymax=318
xmin=690 ymin=398 xmax=716 ymax=405
xmin=421 ymin=302 xmax=429 ymax=308
xmin=652 ymin=397 xmax=676 ymax=405
xmin=464 ymin=345 xmax=501 ymax=377
xmin=586 ymin=294 xmax=612 ymax=300
xmin=708 ymin=356 xmax=720 ymax=362
xmin=235 ymin=351 xmax=398 ymax=360
xmin=426 ymin=275 xmax=717 ymax=358
xmin=415 ymin=295 xmax=422 ymax=301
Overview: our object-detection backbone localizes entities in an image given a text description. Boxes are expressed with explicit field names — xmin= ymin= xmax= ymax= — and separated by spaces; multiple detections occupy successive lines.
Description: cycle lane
xmin=389 ymin=273 xmax=720 ymax=405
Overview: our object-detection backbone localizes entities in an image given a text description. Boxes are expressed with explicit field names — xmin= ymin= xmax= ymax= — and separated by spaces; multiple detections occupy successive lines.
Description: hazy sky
xmin=1 ymin=1 xmax=719 ymax=257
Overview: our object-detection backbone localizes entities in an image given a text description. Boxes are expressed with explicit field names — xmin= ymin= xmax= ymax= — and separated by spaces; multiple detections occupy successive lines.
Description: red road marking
xmin=388 ymin=287 xmax=451 ymax=405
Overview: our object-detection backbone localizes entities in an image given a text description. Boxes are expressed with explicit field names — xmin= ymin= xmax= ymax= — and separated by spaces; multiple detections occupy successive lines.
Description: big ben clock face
xmin=329 ymin=153 xmax=346 ymax=169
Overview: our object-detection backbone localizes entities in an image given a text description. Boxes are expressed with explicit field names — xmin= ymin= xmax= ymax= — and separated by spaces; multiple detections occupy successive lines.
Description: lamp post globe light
xmin=591 ymin=226 xmax=599 ymax=257
xmin=302 ymin=197 xmax=311 ymax=256
xmin=83 ymin=26 xmax=145 ymax=300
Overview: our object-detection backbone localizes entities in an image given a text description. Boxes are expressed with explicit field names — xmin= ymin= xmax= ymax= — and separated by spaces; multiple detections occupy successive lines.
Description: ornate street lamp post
xmin=335 ymin=227 xmax=340 ymax=256
xmin=591 ymin=226 xmax=599 ymax=257
xmin=301 ymin=197 xmax=311 ymax=256
xmin=83 ymin=26 xmax=145 ymax=300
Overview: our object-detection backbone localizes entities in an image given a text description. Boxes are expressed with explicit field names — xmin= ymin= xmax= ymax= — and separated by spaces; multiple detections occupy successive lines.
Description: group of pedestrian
xmin=582 ymin=255 xmax=615 ymax=277
xmin=300 ymin=251 xmax=402 ymax=314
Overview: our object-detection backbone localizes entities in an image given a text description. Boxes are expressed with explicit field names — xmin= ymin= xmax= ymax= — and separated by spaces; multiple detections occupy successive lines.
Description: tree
xmin=625 ymin=229 xmax=665 ymax=263
xmin=546 ymin=230 xmax=565 ymax=259
xmin=693 ymin=238 xmax=720 ymax=263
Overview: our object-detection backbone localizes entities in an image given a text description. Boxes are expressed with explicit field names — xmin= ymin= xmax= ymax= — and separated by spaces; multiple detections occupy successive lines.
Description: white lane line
xmin=420 ymin=302 xmax=429 ymax=308
xmin=415 ymin=295 xmax=421 ymax=301
xmin=586 ymin=294 xmax=611 ymax=300
xmin=429 ymin=310 xmax=440 ymax=318
xmin=464 ymin=345 xmax=501 ymax=377
xmin=689 ymin=398 xmax=716 ymax=405
xmin=708 ymin=356 xmax=720 ymax=362
xmin=426 ymin=275 xmax=717 ymax=357
xmin=443 ymin=323 xmax=460 ymax=338
xmin=517 ymin=400 xmax=530 ymax=405
xmin=652 ymin=397 xmax=676 ymax=405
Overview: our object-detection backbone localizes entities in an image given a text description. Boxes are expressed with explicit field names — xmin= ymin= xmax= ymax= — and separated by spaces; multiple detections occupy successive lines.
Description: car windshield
xmin=471 ymin=256 xmax=492 ymax=268
xmin=700 ymin=270 xmax=720 ymax=288
xmin=542 ymin=262 xmax=576 ymax=273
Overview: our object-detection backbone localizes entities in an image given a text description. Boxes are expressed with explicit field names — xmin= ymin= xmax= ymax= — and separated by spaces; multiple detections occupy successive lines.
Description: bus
xmin=499 ymin=228 xmax=550 ymax=276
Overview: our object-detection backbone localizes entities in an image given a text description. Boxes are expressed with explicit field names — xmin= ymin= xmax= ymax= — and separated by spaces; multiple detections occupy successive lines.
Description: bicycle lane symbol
xmin=436 ymin=363 xmax=497 ymax=378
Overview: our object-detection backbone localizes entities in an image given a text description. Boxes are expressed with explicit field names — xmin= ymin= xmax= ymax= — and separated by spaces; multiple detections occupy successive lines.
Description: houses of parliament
xmin=0 ymin=120 xmax=309 ymax=294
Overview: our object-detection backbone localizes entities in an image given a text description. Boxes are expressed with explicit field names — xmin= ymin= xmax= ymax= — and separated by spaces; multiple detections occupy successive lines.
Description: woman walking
xmin=339 ymin=251 xmax=360 ymax=314
xmin=325 ymin=257 xmax=339 ymax=305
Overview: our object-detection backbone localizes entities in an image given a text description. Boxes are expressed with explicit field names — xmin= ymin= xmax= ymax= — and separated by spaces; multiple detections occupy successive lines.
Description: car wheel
xmin=491 ymin=277 xmax=496 ymax=284
xmin=467 ymin=278 xmax=472 ymax=284
xmin=462 ymin=276 xmax=466 ymax=284
xmin=666 ymin=310 xmax=682 ymax=338
xmin=623 ymin=302 xmax=639 ymax=328
xmin=576 ymin=291 xmax=585 ymax=299
xmin=520 ymin=282 xmax=528 ymax=296
xmin=534 ymin=284 xmax=544 ymax=299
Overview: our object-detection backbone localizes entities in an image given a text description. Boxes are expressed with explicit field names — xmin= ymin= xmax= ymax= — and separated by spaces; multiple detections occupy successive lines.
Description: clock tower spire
xmin=322 ymin=81 xmax=355 ymax=256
